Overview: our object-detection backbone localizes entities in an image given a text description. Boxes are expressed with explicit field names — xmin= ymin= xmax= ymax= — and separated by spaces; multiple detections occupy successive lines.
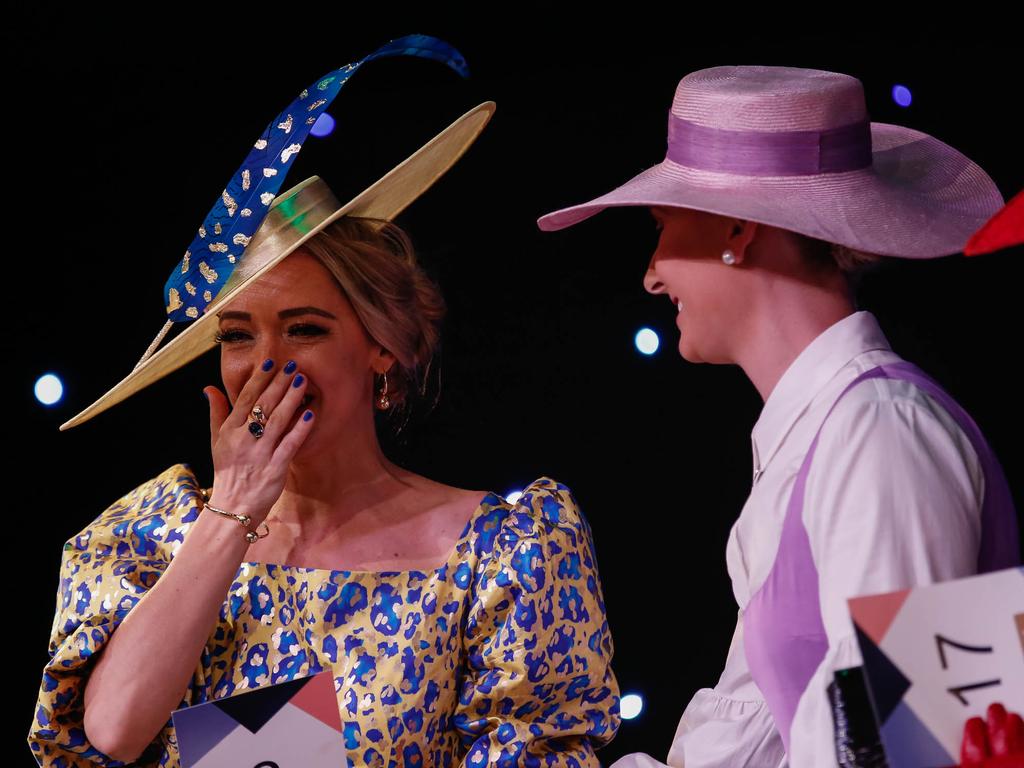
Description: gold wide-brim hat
xmin=60 ymin=101 xmax=495 ymax=431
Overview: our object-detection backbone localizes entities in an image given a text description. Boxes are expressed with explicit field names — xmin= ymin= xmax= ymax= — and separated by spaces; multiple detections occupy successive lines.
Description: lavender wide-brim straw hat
xmin=537 ymin=66 xmax=1003 ymax=259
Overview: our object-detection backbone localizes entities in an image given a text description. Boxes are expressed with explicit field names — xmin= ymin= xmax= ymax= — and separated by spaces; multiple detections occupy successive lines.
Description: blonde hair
xmin=792 ymin=230 xmax=886 ymax=287
xmin=831 ymin=243 xmax=886 ymax=274
xmin=297 ymin=216 xmax=446 ymax=424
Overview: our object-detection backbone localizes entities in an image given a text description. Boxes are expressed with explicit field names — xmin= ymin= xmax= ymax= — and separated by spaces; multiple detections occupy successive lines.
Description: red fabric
xmin=965 ymin=190 xmax=1024 ymax=255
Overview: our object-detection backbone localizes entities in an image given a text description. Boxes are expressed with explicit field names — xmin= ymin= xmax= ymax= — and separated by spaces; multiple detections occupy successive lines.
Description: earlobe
xmin=372 ymin=346 xmax=396 ymax=375
xmin=726 ymin=220 xmax=758 ymax=265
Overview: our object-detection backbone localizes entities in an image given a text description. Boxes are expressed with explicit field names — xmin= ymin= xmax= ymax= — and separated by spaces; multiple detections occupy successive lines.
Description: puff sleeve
xmin=452 ymin=478 xmax=621 ymax=767
xmin=28 ymin=464 xmax=204 ymax=767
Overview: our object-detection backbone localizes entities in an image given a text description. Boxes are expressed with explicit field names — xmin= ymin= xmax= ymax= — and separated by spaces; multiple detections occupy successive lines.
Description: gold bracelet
xmin=203 ymin=501 xmax=270 ymax=544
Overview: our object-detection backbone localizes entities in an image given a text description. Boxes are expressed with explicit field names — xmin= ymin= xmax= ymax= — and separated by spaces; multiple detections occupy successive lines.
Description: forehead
xmin=652 ymin=204 xmax=700 ymax=220
xmin=652 ymin=205 xmax=728 ymax=231
xmin=219 ymin=250 xmax=349 ymax=314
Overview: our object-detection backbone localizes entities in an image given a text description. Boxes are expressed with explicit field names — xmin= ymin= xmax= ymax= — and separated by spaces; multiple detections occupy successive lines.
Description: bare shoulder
xmin=405 ymin=474 xmax=490 ymax=521
xmin=249 ymin=473 xmax=492 ymax=572
xmin=379 ymin=475 xmax=491 ymax=570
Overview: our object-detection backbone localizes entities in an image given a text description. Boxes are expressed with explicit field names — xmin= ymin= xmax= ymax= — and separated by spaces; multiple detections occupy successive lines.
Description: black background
xmin=10 ymin=11 xmax=1022 ymax=765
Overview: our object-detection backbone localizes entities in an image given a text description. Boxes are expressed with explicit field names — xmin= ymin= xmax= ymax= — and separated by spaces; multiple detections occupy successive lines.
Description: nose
xmin=253 ymin=337 xmax=279 ymax=366
xmin=643 ymin=257 xmax=665 ymax=296
xmin=247 ymin=335 xmax=288 ymax=377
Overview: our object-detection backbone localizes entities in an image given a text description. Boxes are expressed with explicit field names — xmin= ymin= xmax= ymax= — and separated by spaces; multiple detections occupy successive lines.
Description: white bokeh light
xmin=635 ymin=328 xmax=660 ymax=356
xmin=620 ymin=693 xmax=644 ymax=720
xmin=35 ymin=373 xmax=64 ymax=406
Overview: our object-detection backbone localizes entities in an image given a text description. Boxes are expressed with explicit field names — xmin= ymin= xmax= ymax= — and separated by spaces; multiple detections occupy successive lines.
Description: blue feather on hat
xmin=163 ymin=34 xmax=468 ymax=323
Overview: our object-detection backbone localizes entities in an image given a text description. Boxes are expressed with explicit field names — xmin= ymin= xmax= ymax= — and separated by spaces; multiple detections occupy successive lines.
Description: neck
xmin=733 ymin=273 xmax=855 ymax=402
xmin=271 ymin=408 xmax=412 ymax=540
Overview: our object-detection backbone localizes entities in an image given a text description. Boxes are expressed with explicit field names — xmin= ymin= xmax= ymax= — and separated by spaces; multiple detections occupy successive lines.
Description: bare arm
xmin=82 ymin=501 xmax=253 ymax=761
xmin=82 ymin=358 xmax=315 ymax=761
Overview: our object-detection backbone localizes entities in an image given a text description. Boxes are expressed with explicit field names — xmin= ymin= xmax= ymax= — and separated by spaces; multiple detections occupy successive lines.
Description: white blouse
xmin=612 ymin=311 xmax=985 ymax=768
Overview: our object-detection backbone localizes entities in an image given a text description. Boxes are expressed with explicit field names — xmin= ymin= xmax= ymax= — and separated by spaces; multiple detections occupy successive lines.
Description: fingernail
xmin=292 ymin=374 xmax=304 ymax=388
xmin=202 ymin=391 xmax=209 ymax=401
xmin=303 ymin=410 xmax=313 ymax=421
xmin=262 ymin=358 xmax=274 ymax=372
xmin=283 ymin=360 xmax=297 ymax=375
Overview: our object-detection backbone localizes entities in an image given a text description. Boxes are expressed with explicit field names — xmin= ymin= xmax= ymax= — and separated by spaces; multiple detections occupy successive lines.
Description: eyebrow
xmin=216 ymin=306 xmax=338 ymax=322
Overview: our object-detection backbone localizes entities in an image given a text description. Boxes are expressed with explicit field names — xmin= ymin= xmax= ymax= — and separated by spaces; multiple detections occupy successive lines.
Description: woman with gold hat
xmin=29 ymin=37 xmax=620 ymax=767
xmin=539 ymin=65 xmax=1019 ymax=767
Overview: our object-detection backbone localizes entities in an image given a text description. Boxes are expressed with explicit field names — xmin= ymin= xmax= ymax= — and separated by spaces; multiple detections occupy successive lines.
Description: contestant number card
xmin=172 ymin=669 xmax=345 ymax=767
xmin=849 ymin=567 xmax=1024 ymax=768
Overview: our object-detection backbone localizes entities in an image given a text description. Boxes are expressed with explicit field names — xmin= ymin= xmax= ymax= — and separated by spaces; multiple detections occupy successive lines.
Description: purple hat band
xmin=537 ymin=65 xmax=1004 ymax=258
xmin=666 ymin=115 xmax=873 ymax=176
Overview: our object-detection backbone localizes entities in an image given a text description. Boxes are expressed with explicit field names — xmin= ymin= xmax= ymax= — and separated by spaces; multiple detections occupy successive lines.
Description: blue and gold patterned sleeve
xmin=453 ymin=478 xmax=621 ymax=767
xmin=28 ymin=465 xmax=200 ymax=767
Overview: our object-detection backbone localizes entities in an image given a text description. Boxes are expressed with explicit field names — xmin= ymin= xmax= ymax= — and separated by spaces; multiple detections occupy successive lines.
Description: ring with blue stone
xmin=248 ymin=404 xmax=267 ymax=438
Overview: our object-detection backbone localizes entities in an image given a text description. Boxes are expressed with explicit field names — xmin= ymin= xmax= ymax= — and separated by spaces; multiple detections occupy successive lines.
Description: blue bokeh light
xmin=892 ymin=85 xmax=913 ymax=108
xmin=310 ymin=112 xmax=336 ymax=138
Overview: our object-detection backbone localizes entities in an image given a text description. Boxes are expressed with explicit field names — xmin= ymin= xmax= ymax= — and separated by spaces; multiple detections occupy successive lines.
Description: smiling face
xmin=215 ymin=249 xmax=392 ymax=450
xmin=644 ymin=206 xmax=756 ymax=364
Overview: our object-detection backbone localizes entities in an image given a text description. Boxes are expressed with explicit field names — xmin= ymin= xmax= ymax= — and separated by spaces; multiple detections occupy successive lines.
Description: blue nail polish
xmin=262 ymin=358 xmax=274 ymax=372
xmin=303 ymin=410 xmax=313 ymax=422
xmin=292 ymin=374 xmax=304 ymax=388
xmin=283 ymin=360 xmax=297 ymax=375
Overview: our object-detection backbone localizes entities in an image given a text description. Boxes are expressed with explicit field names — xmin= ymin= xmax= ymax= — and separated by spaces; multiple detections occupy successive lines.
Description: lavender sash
xmin=743 ymin=361 xmax=1019 ymax=755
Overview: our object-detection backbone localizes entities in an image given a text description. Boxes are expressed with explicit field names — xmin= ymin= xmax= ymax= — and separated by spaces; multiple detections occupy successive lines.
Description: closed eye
xmin=213 ymin=329 xmax=246 ymax=344
xmin=214 ymin=324 xmax=328 ymax=344
xmin=289 ymin=323 xmax=327 ymax=337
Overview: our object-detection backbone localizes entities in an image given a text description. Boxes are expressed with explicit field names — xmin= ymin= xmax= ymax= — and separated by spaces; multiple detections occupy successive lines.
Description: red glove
xmin=960 ymin=704 xmax=1024 ymax=767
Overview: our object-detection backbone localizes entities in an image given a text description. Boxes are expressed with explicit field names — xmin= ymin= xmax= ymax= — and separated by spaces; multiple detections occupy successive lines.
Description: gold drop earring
xmin=376 ymin=371 xmax=391 ymax=411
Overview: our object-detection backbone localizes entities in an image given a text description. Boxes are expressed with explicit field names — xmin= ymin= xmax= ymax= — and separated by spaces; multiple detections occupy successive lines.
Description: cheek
xmin=661 ymin=263 xmax=696 ymax=303
xmin=301 ymin=348 xmax=373 ymax=400
xmin=219 ymin=357 xmax=251 ymax=404
xmin=673 ymin=268 xmax=726 ymax=323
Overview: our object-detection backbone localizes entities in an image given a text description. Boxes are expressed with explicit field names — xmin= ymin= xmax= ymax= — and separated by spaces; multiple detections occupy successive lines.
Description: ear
xmin=371 ymin=346 xmax=396 ymax=375
xmin=726 ymin=219 xmax=759 ymax=265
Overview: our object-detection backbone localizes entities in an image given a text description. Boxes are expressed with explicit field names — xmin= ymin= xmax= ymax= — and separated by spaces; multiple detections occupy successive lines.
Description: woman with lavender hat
xmin=538 ymin=65 xmax=1020 ymax=766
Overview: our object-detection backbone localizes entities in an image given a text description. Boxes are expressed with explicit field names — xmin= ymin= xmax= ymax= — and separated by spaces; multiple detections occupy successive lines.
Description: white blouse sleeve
xmin=610 ymin=617 xmax=786 ymax=768
xmin=789 ymin=388 xmax=985 ymax=767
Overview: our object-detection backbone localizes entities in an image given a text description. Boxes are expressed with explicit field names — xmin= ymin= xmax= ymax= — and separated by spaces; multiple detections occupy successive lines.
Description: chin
xmin=677 ymin=337 xmax=706 ymax=364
